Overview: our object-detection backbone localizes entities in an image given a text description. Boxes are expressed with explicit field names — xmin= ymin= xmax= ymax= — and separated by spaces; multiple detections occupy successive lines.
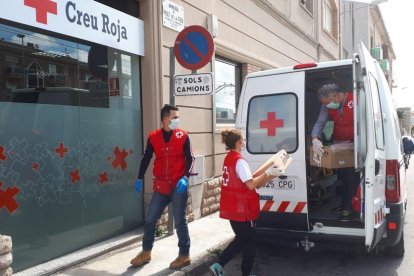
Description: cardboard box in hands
xmin=253 ymin=149 xmax=293 ymax=177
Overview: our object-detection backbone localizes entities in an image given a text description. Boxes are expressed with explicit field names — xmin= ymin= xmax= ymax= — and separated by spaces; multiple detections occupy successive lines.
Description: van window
xmin=369 ymin=74 xmax=385 ymax=150
xmin=247 ymin=93 xmax=297 ymax=154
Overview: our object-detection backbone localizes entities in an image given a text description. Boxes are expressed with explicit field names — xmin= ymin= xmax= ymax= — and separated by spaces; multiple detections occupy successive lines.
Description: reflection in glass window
xmin=369 ymin=75 xmax=385 ymax=150
xmin=215 ymin=58 xmax=241 ymax=124
xmin=247 ymin=93 xmax=297 ymax=153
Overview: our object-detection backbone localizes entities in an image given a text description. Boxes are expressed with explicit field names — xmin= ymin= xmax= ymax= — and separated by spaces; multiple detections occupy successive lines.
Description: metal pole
xmin=168 ymin=47 xmax=175 ymax=235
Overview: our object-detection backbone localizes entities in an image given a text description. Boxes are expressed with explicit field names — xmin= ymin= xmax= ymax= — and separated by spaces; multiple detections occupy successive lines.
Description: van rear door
xmin=356 ymin=43 xmax=387 ymax=251
xmin=239 ymin=71 xmax=308 ymax=231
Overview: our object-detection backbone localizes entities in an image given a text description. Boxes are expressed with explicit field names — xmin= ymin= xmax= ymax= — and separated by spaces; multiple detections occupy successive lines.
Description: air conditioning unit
xmin=189 ymin=155 xmax=205 ymax=186
xmin=371 ymin=47 xmax=383 ymax=61
xmin=379 ymin=59 xmax=390 ymax=72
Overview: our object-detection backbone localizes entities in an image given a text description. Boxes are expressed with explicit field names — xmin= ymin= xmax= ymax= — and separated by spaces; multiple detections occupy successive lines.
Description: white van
xmin=235 ymin=44 xmax=407 ymax=256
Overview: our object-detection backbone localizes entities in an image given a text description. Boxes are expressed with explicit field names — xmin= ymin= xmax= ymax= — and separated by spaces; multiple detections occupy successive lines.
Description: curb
xmin=172 ymin=240 xmax=232 ymax=276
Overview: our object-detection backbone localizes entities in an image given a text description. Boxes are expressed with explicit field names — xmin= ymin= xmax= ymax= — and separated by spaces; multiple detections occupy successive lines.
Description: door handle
xmin=375 ymin=159 xmax=380 ymax=175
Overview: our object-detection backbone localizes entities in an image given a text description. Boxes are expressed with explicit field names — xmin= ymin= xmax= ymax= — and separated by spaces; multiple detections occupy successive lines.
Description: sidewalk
xmin=17 ymin=212 xmax=234 ymax=276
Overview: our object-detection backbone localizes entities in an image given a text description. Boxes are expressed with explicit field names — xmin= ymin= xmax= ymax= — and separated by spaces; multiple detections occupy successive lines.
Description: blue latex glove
xmin=135 ymin=179 xmax=143 ymax=192
xmin=176 ymin=176 xmax=189 ymax=193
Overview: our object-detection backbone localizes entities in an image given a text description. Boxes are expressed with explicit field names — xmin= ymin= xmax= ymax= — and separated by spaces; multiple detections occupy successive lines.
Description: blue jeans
xmin=142 ymin=190 xmax=190 ymax=255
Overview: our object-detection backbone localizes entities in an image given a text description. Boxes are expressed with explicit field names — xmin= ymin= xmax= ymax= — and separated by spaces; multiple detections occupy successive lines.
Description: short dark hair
xmin=317 ymin=83 xmax=344 ymax=100
xmin=161 ymin=104 xmax=179 ymax=120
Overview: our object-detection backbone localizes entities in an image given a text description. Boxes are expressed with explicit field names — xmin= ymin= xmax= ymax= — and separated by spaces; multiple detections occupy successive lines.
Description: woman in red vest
xmin=209 ymin=129 xmax=284 ymax=276
xmin=311 ymin=83 xmax=360 ymax=221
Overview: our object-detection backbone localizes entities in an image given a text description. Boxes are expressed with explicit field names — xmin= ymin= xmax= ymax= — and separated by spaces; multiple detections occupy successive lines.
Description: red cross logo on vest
xmin=260 ymin=112 xmax=284 ymax=136
xmin=24 ymin=0 xmax=58 ymax=25
xmin=176 ymin=131 xmax=184 ymax=139
xmin=222 ymin=166 xmax=229 ymax=186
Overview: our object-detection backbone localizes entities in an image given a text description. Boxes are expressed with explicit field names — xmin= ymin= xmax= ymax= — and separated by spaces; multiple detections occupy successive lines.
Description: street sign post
xmin=174 ymin=73 xmax=213 ymax=96
xmin=174 ymin=25 xmax=214 ymax=70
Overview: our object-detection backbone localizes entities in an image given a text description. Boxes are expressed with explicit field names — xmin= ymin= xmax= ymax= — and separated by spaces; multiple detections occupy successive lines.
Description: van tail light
xmin=385 ymin=160 xmax=401 ymax=203
xmin=293 ymin=63 xmax=317 ymax=70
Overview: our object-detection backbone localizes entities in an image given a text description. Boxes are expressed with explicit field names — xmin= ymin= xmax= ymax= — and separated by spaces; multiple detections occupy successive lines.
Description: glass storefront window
xmin=0 ymin=23 xmax=143 ymax=271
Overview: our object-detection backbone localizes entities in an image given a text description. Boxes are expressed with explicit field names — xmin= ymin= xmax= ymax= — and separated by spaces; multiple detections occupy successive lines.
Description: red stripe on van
xmin=262 ymin=200 xmax=274 ymax=212
xmin=293 ymin=202 xmax=307 ymax=213
xmin=277 ymin=201 xmax=290 ymax=212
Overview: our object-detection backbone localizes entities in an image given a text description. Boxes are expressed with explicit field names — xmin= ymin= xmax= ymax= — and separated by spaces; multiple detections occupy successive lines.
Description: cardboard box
xmin=310 ymin=143 xmax=354 ymax=169
xmin=253 ymin=149 xmax=293 ymax=177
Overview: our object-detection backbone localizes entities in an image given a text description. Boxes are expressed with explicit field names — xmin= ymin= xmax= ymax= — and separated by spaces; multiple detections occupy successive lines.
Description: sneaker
xmin=331 ymin=206 xmax=343 ymax=214
xmin=338 ymin=209 xmax=355 ymax=221
xmin=169 ymin=255 xmax=191 ymax=269
xmin=209 ymin=263 xmax=224 ymax=276
xmin=130 ymin=250 xmax=151 ymax=267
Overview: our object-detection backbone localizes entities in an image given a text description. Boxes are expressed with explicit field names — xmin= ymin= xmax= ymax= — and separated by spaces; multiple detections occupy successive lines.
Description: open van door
xmin=355 ymin=43 xmax=387 ymax=251
xmin=238 ymin=71 xmax=308 ymax=231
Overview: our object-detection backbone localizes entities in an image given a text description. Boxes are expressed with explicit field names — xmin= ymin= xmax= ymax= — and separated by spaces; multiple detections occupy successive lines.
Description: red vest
xmin=220 ymin=151 xmax=260 ymax=221
xmin=149 ymin=128 xmax=187 ymax=195
xmin=328 ymin=92 xmax=354 ymax=141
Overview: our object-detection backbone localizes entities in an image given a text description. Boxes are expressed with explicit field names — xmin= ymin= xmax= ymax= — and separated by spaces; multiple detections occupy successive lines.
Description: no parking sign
xmin=174 ymin=25 xmax=214 ymax=70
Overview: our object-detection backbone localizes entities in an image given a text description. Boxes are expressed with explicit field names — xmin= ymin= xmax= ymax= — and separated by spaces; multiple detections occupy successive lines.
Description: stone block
xmin=0 ymin=267 xmax=13 ymax=276
xmin=0 ymin=253 xmax=12 ymax=269
xmin=0 ymin=236 xmax=12 ymax=255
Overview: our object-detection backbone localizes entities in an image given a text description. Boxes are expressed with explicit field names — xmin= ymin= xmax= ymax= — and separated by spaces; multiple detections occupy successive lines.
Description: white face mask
xmin=168 ymin=118 xmax=180 ymax=130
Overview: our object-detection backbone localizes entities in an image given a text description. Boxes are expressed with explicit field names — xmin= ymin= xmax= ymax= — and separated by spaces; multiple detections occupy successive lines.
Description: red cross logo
xmin=33 ymin=162 xmax=40 ymax=172
xmin=222 ymin=166 xmax=229 ymax=186
xmin=260 ymin=112 xmax=284 ymax=136
xmin=24 ymin=0 xmax=58 ymax=25
xmin=111 ymin=146 xmax=128 ymax=171
xmin=0 ymin=146 xmax=7 ymax=161
xmin=176 ymin=131 xmax=184 ymax=139
xmin=55 ymin=142 xmax=69 ymax=159
xmin=99 ymin=172 xmax=108 ymax=184
xmin=70 ymin=169 xmax=80 ymax=183
xmin=0 ymin=182 xmax=20 ymax=214
xmin=348 ymin=100 xmax=354 ymax=109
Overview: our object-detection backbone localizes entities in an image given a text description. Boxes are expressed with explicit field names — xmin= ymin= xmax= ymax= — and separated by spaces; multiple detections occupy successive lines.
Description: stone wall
xmin=201 ymin=178 xmax=221 ymax=217
xmin=0 ymin=235 xmax=12 ymax=276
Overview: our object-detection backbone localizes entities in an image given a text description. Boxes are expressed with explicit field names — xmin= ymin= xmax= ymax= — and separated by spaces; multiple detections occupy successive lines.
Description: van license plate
xmin=264 ymin=178 xmax=295 ymax=190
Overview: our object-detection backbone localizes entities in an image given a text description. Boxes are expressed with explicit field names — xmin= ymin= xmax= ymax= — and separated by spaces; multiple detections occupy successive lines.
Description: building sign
xmin=162 ymin=0 xmax=184 ymax=32
xmin=0 ymin=0 xmax=144 ymax=56
xmin=174 ymin=73 xmax=213 ymax=96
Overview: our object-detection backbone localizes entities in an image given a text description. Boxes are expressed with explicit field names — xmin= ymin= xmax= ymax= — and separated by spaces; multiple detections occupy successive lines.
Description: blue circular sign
xmin=174 ymin=25 xmax=214 ymax=70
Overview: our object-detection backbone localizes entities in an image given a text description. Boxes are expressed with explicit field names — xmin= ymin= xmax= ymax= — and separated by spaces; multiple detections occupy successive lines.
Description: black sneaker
xmin=331 ymin=206 xmax=343 ymax=214
xmin=338 ymin=209 xmax=355 ymax=221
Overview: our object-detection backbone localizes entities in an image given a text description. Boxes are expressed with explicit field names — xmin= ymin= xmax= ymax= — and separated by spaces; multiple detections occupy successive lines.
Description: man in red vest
xmin=130 ymin=104 xmax=194 ymax=269
xmin=311 ymin=83 xmax=360 ymax=221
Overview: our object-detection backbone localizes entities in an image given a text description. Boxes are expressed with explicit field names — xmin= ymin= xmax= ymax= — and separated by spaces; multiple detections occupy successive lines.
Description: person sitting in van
xmin=311 ymin=83 xmax=360 ymax=221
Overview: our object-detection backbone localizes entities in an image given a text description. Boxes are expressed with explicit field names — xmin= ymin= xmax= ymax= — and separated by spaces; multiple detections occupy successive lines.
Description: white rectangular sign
xmin=174 ymin=73 xmax=213 ymax=96
xmin=0 ymin=0 xmax=144 ymax=56
xmin=162 ymin=0 xmax=184 ymax=32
